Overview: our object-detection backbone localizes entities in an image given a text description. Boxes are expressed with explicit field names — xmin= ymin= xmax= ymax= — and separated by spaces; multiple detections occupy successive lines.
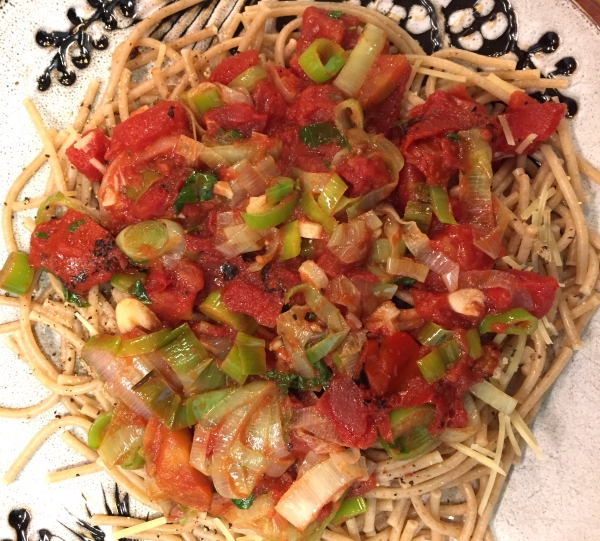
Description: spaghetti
xmin=1 ymin=2 xmax=599 ymax=541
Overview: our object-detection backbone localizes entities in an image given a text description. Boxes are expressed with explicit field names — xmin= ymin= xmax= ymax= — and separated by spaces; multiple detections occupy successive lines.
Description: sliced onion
xmin=294 ymin=429 xmax=346 ymax=455
xmin=82 ymin=347 xmax=152 ymax=419
xmin=299 ymin=260 xmax=329 ymax=290
xmin=326 ymin=276 xmax=361 ymax=315
xmin=358 ymin=210 xmax=383 ymax=232
xmin=386 ymin=257 xmax=429 ymax=283
xmin=333 ymin=23 xmax=386 ymax=96
xmin=266 ymin=457 xmax=295 ymax=478
xmin=245 ymin=403 xmax=271 ymax=452
xmin=200 ymin=336 xmax=233 ymax=359
xmin=248 ymin=228 xmax=281 ymax=272
xmin=190 ymin=381 xmax=275 ymax=474
xmin=297 ymin=451 xmax=328 ymax=479
xmin=335 ymin=330 xmax=368 ymax=376
xmin=267 ymin=402 xmax=292 ymax=459
xmin=98 ymin=425 xmax=144 ymax=468
xmin=212 ymin=403 xmax=256 ymax=498
xmin=291 ymin=406 xmax=346 ymax=445
xmin=255 ymin=155 xmax=281 ymax=179
xmin=277 ymin=307 xmax=318 ymax=378
xmin=274 ymin=448 xmax=367 ymax=531
xmin=298 ymin=171 xmax=333 ymax=194
xmin=403 ymin=221 xmax=459 ymax=291
xmin=232 ymin=159 xmax=267 ymax=196
xmin=216 ymin=82 xmax=253 ymax=106
xmin=327 ymin=220 xmax=370 ymax=264
xmin=473 ymin=197 xmax=511 ymax=259
xmin=347 ymin=182 xmax=398 ymax=219
xmin=331 ymin=148 xmax=351 ymax=167
xmin=174 ymin=135 xmax=227 ymax=170
xmin=217 ymin=223 xmax=264 ymax=257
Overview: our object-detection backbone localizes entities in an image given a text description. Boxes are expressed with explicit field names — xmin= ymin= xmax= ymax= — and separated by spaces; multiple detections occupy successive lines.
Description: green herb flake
xmin=62 ymin=284 xmax=90 ymax=307
xmin=227 ymin=129 xmax=244 ymax=139
xmin=300 ymin=122 xmax=351 ymax=151
xmin=67 ymin=219 xmax=86 ymax=232
xmin=34 ymin=231 xmax=49 ymax=239
xmin=394 ymin=277 xmax=417 ymax=289
xmin=328 ymin=10 xmax=343 ymax=19
xmin=446 ymin=133 xmax=461 ymax=142
xmin=266 ymin=360 xmax=331 ymax=391
xmin=174 ymin=171 xmax=219 ymax=214
xmin=129 ymin=280 xmax=152 ymax=305
xmin=231 ymin=494 xmax=255 ymax=509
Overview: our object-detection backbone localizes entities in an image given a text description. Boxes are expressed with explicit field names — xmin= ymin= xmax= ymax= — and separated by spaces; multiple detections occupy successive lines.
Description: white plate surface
xmin=0 ymin=1 xmax=598 ymax=540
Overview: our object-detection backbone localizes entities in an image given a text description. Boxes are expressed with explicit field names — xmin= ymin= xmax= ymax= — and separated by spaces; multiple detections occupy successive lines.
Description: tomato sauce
xmin=29 ymin=5 xmax=568 ymax=521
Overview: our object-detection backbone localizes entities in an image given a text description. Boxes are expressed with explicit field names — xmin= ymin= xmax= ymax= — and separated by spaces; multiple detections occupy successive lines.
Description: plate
xmin=0 ymin=1 xmax=598 ymax=540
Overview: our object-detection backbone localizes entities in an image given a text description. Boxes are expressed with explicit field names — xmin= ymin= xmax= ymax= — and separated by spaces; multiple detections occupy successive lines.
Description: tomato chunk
xmin=356 ymin=55 xmax=412 ymax=109
xmin=99 ymin=133 xmax=198 ymax=230
xmin=362 ymin=332 xmax=423 ymax=396
xmin=203 ymin=103 xmax=268 ymax=138
xmin=143 ymin=416 xmax=213 ymax=511
xmin=106 ymin=101 xmax=191 ymax=161
xmin=65 ymin=128 xmax=110 ymax=182
xmin=296 ymin=7 xmax=346 ymax=54
xmin=221 ymin=277 xmax=284 ymax=328
xmin=316 ymin=373 xmax=377 ymax=449
xmin=494 ymin=91 xmax=567 ymax=155
xmin=412 ymin=289 xmax=477 ymax=329
xmin=208 ymin=50 xmax=259 ymax=85
xmin=251 ymin=80 xmax=287 ymax=126
xmin=459 ymin=269 xmax=559 ymax=318
xmin=145 ymin=258 xmax=205 ymax=322
xmin=336 ymin=154 xmax=392 ymax=197
xmin=401 ymin=87 xmax=499 ymax=185
xmin=287 ymin=85 xmax=343 ymax=126
xmin=29 ymin=209 xmax=126 ymax=294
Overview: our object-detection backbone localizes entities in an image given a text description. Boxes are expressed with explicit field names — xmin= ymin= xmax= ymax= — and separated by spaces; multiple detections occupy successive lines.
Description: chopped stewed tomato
xmin=65 ymin=128 xmax=110 ymax=182
xmin=203 ymin=102 xmax=268 ymax=138
xmin=287 ymin=85 xmax=343 ymax=126
xmin=208 ymin=50 xmax=259 ymax=85
xmin=105 ymin=101 xmax=191 ymax=161
xmin=143 ymin=416 xmax=213 ymax=511
xmin=494 ymin=91 xmax=567 ymax=155
xmin=316 ymin=373 xmax=377 ymax=449
xmin=362 ymin=331 xmax=423 ymax=396
xmin=401 ymin=86 xmax=499 ymax=185
xmin=144 ymin=258 xmax=205 ymax=322
xmin=336 ymin=154 xmax=392 ymax=197
xmin=29 ymin=209 xmax=126 ymax=294
xmin=356 ymin=54 xmax=412 ymax=109
xmin=295 ymin=7 xmax=346 ymax=54
xmin=221 ymin=278 xmax=283 ymax=328
xmin=460 ymin=269 xmax=559 ymax=318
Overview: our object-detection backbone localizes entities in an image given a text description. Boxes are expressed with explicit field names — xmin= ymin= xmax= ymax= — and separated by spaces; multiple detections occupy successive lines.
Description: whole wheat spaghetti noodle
xmin=1 ymin=2 xmax=599 ymax=541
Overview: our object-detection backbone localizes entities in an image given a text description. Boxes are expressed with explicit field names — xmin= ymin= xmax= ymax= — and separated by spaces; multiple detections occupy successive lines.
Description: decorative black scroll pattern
xmin=513 ymin=32 xmax=578 ymax=117
xmin=1 ymin=508 xmax=53 ymax=541
xmin=442 ymin=0 xmax=517 ymax=56
xmin=2 ymin=486 xmax=136 ymax=541
xmin=36 ymin=0 xmax=137 ymax=91
xmin=33 ymin=0 xmax=580 ymax=114
xmin=441 ymin=0 xmax=577 ymax=116
xmin=362 ymin=0 xmax=442 ymax=55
